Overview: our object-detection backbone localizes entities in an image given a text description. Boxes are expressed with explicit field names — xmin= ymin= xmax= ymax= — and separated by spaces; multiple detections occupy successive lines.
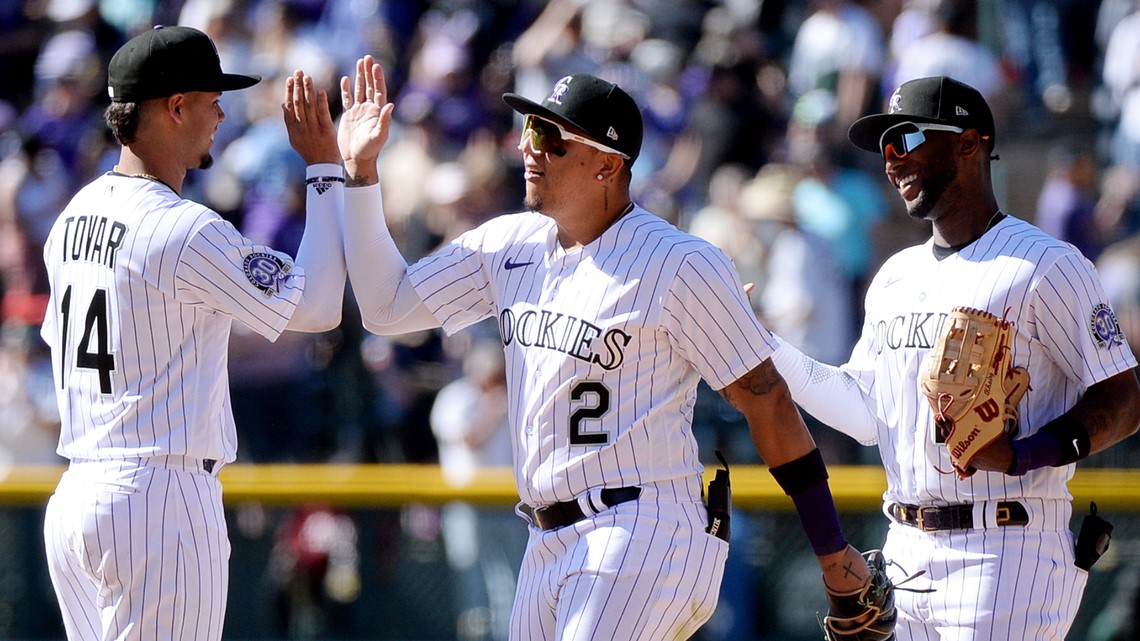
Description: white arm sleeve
xmin=770 ymin=335 xmax=880 ymax=445
xmin=287 ymin=164 xmax=347 ymax=332
xmin=343 ymin=182 xmax=440 ymax=335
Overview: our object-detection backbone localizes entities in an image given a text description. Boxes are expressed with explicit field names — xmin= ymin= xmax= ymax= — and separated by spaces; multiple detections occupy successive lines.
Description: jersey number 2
xmin=569 ymin=381 xmax=611 ymax=445
xmin=59 ymin=285 xmax=116 ymax=394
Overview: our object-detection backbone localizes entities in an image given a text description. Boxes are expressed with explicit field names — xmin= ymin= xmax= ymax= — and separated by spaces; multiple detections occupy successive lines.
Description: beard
xmin=906 ymin=154 xmax=957 ymax=220
xmin=523 ymin=192 xmax=543 ymax=213
xmin=198 ymin=153 xmax=214 ymax=170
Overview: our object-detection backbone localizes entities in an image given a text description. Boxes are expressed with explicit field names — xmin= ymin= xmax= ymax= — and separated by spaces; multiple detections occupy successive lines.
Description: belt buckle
xmin=917 ymin=506 xmax=937 ymax=531
xmin=996 ymin=505 xmax=1012 ymax=526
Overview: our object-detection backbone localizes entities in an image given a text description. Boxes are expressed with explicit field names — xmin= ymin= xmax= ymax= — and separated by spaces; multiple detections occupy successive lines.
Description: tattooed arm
xmin=718 ymin=358 xmax=821 ymax=469
xmin=719 ymin=357 xmax=872 ymax=594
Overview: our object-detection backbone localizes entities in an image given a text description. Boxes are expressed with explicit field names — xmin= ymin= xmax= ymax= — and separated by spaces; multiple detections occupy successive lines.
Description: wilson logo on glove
xmin=921 ymin=306 xmax=1030 ymax=478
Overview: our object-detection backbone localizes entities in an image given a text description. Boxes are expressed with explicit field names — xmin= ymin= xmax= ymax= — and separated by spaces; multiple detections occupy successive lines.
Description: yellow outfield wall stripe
xmin=1 ymin=464 xmax=1137 ymax=511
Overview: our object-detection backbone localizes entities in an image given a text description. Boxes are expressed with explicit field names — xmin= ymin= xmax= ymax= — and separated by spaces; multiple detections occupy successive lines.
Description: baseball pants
xmin=884 ymin=499 xmax=1087 ymax=641
xmin=44 ymin=458 xmax=229 ymax=641
xmin=509 ymin=496 xmax=727 ymax=641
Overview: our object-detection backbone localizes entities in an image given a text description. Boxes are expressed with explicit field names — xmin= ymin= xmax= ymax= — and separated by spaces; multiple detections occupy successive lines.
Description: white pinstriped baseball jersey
xmin=40 ymin=172 xmax=307 ymax=464
xmin=842 ymin=215 xmax=1136 ymax=505
xmin=42 ymin=165 xmax=344 ymax=641
xmin=772 ymin=214 xmax=1134 ymax=639
xmin=407 ymin=206 xmax=776 ymax=507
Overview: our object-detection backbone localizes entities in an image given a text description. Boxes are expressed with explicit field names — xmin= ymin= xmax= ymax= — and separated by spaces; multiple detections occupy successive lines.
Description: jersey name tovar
xmin=58 ymin=214 xmax=128 ymax=270
xmin=498 ymin=306 xmax=631 ymax=370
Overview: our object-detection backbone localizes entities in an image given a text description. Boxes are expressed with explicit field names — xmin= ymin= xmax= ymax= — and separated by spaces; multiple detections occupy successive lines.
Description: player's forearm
xmin=1008 ymin=368 xmax=1140 ymax=475
xmin=770 ymin=336 xmax=879 ymax=444
xmin=1078 ymin=368 xmax=1140 ymax=453
xmin=343 ymin=182 xmax=438 ymax=334
xmin=287 ymin=163 xmax=347 ymax=332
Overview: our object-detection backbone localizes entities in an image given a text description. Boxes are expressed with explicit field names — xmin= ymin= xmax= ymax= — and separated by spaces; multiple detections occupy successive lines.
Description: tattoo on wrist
xmin=346 ymin=174 xmax=378 ymax=188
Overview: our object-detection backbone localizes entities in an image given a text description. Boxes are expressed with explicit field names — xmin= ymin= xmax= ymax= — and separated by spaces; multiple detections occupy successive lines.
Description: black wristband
xmin=1041 ymin=414 xmax=1091 ymax=466
xmin=305 ymin=175 xmax=345 ymax=185
xmin=769 ymin=448 xmax=829 ymax=496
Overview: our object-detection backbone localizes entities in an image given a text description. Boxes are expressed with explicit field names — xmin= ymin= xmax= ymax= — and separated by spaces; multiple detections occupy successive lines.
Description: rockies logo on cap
xmin=503 ymin=73 xmax=644 ymax=163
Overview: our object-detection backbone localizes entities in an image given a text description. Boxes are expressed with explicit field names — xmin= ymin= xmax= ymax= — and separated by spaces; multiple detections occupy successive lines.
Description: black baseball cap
xmin=108 ymin=25 xmax=260 ymax=103
xmin=848 ymin=76 xmax=995 ymax=153
xmin=503 ymin=74 xmax=643 ymax=163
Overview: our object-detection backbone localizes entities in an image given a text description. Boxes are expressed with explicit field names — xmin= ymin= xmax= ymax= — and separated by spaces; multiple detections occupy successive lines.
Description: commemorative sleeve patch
xmin=243 ymin=252 xmax=293 ymax=297
xmin=1089 ymin=302 xmax=1125 ymax=349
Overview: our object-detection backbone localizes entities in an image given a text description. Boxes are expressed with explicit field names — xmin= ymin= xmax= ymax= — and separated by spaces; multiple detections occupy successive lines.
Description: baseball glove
xmin=822 ymin=549 xmax=897 ymax=641
xmin=921 ymin=306 xmax=1030 ymax=478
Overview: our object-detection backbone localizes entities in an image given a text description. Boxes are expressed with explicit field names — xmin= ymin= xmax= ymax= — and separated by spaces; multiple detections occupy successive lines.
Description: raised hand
xmin=282 ymin=70 xmax=339 ymax=165
xmin=338 ymin=54 xmax=394 ymax=186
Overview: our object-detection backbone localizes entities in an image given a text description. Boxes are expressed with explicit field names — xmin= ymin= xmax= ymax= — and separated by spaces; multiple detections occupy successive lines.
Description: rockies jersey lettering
xmin=868 ymin=311 xmax=951 ymax=353
xmin=407 ymin=207 xmax=775 ymax=506
xmin=499 ymin=307 xmax=631 ymax=369
xmin=59 ymin=215 xmax=128 ymax=269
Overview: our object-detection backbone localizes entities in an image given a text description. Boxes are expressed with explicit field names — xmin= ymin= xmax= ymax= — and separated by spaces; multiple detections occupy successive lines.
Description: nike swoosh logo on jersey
xmin=885 ymin=276 xmax=904 ymax=287
xmin=504 ymin=258 xmax=534 ymax=270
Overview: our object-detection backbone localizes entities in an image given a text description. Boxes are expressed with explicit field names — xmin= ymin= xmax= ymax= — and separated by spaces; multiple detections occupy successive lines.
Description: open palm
xmin=338 ymin=55 xmax=394 ymax=177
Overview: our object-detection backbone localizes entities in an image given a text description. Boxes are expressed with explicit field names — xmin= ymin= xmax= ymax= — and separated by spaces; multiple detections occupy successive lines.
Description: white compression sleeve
xmin=287 ymin=163 xmax=347 ymax=332
xmin=770 ymin=336 xmax=879 ymax=445
xmin=343 ymin=182 xmax=440 ymax=334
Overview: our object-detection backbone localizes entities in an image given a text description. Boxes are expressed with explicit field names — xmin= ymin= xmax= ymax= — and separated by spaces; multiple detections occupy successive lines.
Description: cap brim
xmin=848 ymin=113 xmax=946 ymax=153
xmin=503 ymin=93 xmax=586 ymax=135
xmin=210 ymin=73 xmax=261 ymax=93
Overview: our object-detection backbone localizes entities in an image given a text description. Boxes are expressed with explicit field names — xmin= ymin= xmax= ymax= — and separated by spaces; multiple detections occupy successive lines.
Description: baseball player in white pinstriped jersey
xmin=331 ymin=55 xmax=877 ymax=640
xmin=40 ymin=26 xmax=346 ymax=641
xmin=772 ymin=76 xmax=1140 ymax=640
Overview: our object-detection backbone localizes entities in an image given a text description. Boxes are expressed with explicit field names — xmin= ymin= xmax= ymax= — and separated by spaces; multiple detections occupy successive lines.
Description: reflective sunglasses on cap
xmin=879 ymin=121 xmax=965 ymax=158
xmin=519 ymin=114 xmax=630 ymax=159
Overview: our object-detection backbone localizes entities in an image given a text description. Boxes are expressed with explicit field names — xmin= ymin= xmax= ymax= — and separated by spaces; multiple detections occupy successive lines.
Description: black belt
xmin=526 ymin=487 xmax=642 ymax=531
xmin=889 ymin=501 xmax=1028 ymax=531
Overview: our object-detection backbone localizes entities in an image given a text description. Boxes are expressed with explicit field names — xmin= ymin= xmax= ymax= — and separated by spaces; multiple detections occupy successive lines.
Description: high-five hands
xmin=282 ymin=69 xmax=339 ymax=165
xmin=338 ymin=54 xmax=395 ymax=186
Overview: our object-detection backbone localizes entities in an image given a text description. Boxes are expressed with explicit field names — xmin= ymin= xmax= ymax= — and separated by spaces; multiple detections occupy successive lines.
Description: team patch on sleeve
xmin=1089 ymin=302 xmax=1125 ymax=348
xmin=243 ymin=252 xmax=293 ymax=297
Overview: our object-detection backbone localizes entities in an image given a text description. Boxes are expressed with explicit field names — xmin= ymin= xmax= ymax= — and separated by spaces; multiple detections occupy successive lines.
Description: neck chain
xmin=984 ymin=209 xmax=1004 ymax=233
xmin=932 ymin=210 xmax=1006 ymax=260
xmin=113 ymin=167 xmax=177 ymax=193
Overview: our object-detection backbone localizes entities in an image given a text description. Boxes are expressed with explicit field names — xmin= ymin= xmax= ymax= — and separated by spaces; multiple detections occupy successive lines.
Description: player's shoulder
xmin=990 ymin=214 xmax=1092 ymax=264
xmin=465 ymin=210 xmax=553 ymax=249
xmin=622 ymin=206 xmax=724 ymax=255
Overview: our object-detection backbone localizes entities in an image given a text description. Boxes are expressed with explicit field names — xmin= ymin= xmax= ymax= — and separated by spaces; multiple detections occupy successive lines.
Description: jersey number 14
xmin=58 ymin=285 xmax=116 ymax=394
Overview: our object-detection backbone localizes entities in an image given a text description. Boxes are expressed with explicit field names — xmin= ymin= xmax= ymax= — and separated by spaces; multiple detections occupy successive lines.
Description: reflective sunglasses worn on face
xmin=520 ymin=114 xmax=630 ymax=159
xmin=879 ymin=122 xmax=965 ymax=158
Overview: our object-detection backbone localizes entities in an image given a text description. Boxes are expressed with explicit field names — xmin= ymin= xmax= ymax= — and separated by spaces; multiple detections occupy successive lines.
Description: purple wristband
xmin=1007 ymin=429 xmax=1064 ymax=476
xmin=789 ymin=481 xmax=849 ymax=556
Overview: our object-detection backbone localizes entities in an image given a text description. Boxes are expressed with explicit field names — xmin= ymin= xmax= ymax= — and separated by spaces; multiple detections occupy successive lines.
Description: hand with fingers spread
xmin=282 ymin=70 xmax=340 ymax=165
xmin=338 ymin=54 xmax=394 ymax=186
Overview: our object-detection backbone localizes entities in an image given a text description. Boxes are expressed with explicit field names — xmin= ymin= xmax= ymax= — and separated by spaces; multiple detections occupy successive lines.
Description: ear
xmin=165 ymin=94 xmax=186 ymax=121
xmin=597 ymin=154 xmax=625 ymax=182
xmin=959 ymin=129 xmax=984 ymax=158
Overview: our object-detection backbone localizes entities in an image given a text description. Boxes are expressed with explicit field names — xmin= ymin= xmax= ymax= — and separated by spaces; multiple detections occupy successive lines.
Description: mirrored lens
xmin=880 ymin=123 xmax=925 ymax=158
xmin=522 ymin=115 xmax=567 ymax=156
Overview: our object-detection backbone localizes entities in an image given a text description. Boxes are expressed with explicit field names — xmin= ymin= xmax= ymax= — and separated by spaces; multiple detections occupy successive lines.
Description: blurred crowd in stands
xmin=4 ymin=1 xmax=1140 ymax=638
xmin=7 ymin=0 xmax=1140 ymax=469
